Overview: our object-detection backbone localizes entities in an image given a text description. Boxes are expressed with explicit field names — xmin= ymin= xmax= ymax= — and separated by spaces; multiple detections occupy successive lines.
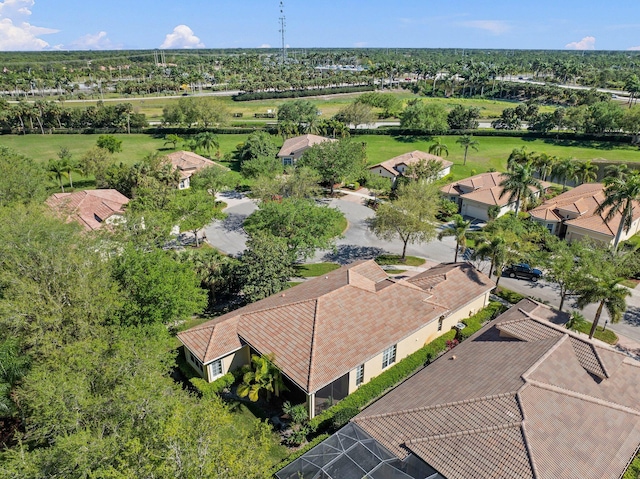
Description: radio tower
xmin=279 ymin=1 xmax=287 ymax=65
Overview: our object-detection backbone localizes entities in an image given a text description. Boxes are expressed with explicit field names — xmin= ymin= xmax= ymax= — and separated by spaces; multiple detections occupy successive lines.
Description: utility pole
xmin=279 ymin=1 xmax=287 ymax=65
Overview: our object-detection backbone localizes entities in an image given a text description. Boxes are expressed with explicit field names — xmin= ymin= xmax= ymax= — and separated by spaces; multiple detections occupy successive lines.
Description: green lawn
xmin=571 ymin=322 xmax=619 ymax=345
xmin=375 ymin=254 xmax=426 ymax=266
xmin=294 ymin=262 xmax=341 ymax=277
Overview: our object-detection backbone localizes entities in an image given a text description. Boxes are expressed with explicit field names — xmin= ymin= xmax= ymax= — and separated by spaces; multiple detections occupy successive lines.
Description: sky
xmin=0 ymin=0 xmax=639 ymax=52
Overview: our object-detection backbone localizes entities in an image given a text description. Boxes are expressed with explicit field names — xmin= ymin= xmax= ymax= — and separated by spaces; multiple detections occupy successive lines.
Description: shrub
xmin=494 ymin=287 xmax=526 ymax=304
xmin=270 ymin=433 xmax=330 ymax=474
xmin=190 ymin=372 xmax=234 ymax=398
xmin=232 ymin=85 xmax=374 ymax=101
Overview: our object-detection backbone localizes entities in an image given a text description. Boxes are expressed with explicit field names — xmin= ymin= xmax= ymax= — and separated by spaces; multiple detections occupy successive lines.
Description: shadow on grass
xmin=391 ymin=134 xmax=435 ymax=143
xmin=520 ymin=137 xmax=619 ymax=150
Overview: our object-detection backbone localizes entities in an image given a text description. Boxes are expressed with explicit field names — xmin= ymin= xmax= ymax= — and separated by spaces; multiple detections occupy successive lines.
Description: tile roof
xmin=369 ymin=150 xmax=453 ymax=177
xmin=45 ymin=189 xmax=129 ymax=231
xmin=166 ymin=151 xmax=222 ymax=179
xmin=529 ymin=183 xmax=640 ymax=238
xmin=353 ymin=299 xmax=640 ymax=479
xmin=277 ymin=134 xmax=335 ymax=157
xmin=441 ymin=172 xmax=551 ymax=207
xmin=177 ymin=260 xmax=493 ymax=393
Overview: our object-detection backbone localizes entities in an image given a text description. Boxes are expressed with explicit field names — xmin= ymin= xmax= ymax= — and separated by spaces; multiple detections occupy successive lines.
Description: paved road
xmin=205 ymin=191 xmax=640 ymax=343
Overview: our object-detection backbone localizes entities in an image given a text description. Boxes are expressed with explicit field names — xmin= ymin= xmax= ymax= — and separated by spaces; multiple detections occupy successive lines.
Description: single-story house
xmin=441 ymin=172 xmax=551 ymax=221
xmin=529 ymin=182 xmax=640 ymax=245
xmin=277 ymin=134 xmax=335 ymax=166
xmin=369 ymin=150 xmax=453 ymax=185
xmin=166 ymin=150 xmax=223 ymax=189
xmin=278 ymin=298 xmax=640 ymax=479
xmin=45 ymin=189 xmax=129 ymax=231
xmin=178 ymin=260 xmax=494 ymax=418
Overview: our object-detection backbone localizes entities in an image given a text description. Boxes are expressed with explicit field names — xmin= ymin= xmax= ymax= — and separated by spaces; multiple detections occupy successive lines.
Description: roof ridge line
xmin=526 ymin=379 xmax=640 ymax=416
xmin=406 ymin=421 xmax=522 ymax=444
xmin=354 ymin=392 xmax=517 ymax=423
xmin=516 ymin=387 xmax=541 ymax=479
xmin=588 ymin=341 xmax=611 ymax=379
xmin=306 ymin=299 xmax=320 ymax=392
xmin=521 ymin=334 xmax=568 ymax=380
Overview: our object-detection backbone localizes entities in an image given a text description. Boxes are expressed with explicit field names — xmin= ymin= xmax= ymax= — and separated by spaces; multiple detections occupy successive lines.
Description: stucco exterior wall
xmin=369 ymin=166 xmax=397 ymax=181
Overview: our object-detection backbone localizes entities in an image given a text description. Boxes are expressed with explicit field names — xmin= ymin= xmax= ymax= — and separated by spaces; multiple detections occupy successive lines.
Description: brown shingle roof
xmin=353 ymin=299 xmax=640 ymax=479
xmin=369 ymin=150 xmax=453 ymax=177
xmin=45 ymin=189 xmax=129 ymax=231
xmin=177 ymin=260 xmax=493 ymax=393
xmin=166 ymin=151 xmax=223 ymax=179
xmin=277 ymin=134 xmax=335 ymax=158
xmin=441 ymin=172 xmax=551 ymax=207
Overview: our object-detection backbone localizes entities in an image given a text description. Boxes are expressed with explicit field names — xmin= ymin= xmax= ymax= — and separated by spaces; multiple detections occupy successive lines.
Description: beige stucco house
xmin=530 ymin=182 xmax=640 ymax=245
xmin=45 ymin=189 xmax=129 ymax=231
xmin=166 ymin=150 xmax=223 ymax=189
xmin=276 ymin=134 xmax=335 ymax=166
xmin=178 ymin=260 xmax=494 ymax=418
xmin=441 ymin=172 xmax=551 ymax=221
xmin=369 ymin=150 xmax=453 ymax=185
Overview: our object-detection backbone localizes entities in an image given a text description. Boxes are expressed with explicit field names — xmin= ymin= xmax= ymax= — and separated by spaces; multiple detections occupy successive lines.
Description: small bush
xmin=190 ymin=372 xmax=235 ymax=398
xmin=494 ymin=287 xmax=526 ymax=304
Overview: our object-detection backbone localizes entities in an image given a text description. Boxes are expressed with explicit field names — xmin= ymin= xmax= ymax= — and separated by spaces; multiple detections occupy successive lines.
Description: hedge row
xmin=190 ymin=373 xmax=234 ymax=399
xmin=308 ymin=301 xmax=506 ymax=432
xmin=232 ymin=85 xmax=374 ymax=101
xmin=494 ymin=287 xmax=527 ymax=305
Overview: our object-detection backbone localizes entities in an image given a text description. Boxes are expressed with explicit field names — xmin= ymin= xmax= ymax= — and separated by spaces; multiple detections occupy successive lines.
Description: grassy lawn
xmin=385 ymin=268 xmax=407 ymax=274
xmin=571 ymin=322 xmax=619 ymax=345
xmin=375 ymin=254 xmax=426 ymax=266
xmin=294 ymin=262 xmax=341 ymax=277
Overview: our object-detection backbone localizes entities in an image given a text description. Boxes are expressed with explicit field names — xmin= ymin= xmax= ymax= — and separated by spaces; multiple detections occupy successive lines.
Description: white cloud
xmin=354 ymin=41 xmax=367 ymax=48
xmin=460 ymin=20 xmax=511 ymax=35
xmin=258 ymin=43 xmax=271 ymax=48
xmin=160 ymin=25 xmax=204 ymax=49
xmin=0 ymin=0 xmax=58 ymax=50
xmin=565 ymin=36 xmax=596 ymax=50
xmin=69 ymin=31 xmax=118 ymax=50
xmin=628 ymin=45 xmax=640 ymax=51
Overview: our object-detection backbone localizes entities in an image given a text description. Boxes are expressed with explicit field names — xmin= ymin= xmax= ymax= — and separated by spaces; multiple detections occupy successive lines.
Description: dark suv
xmin=503 ymin=263 xmax=542 ymax=282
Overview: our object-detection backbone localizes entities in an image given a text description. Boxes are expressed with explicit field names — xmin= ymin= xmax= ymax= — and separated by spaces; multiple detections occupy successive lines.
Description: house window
xmin=382 ymin=345 xmax=397 ymax=369
xmin=209 ymin=359 xmax=223 ymax=379
xmin=438 ymin=315 xmax=445 ymax=332
xmin=283 ymin=157 xmax=293 ymax=166
xmin=189 ymin=352 xmax=203 ymax=372
xmin=355 ymin=364 xmax=364 ymax=386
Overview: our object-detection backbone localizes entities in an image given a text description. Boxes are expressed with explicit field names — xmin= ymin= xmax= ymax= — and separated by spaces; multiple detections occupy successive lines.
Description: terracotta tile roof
xmin=277 ymin=134 xmax=335 ymax=157
xmin=353 ymin=299 xmax=640 ymax=479
xmin=530 ymin=183 xmax=640 ymax=238
xmin=369 ymin=150 xmax=453 ymax=177
xmin=166 ymin=151 xmax=223 ymax=179
xmin=177 ymin=260 xmax=493 ymax=393
xmin=441 ymin=172 xmax=551 ymax=207
xmin=45 ymin=189 xmax=129 ymax=231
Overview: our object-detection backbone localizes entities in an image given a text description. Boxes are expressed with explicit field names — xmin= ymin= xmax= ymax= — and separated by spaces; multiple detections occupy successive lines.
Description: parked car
xmin=503 ymin=263 xmax=542 ymax=282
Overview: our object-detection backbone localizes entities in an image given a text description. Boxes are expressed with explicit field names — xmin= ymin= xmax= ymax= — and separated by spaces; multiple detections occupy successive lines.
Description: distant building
xmin=277 ymin=134 xmax=335 ymax=166
xmin=530 ymin=182 xmax=640 ymax=245
xmin=369 ymin=150 xmax=452 ymax=185
xmin=166 ymin=151 xmax=224 ymax=189
xmin=45 ymin=189 xmax=129 ymax=231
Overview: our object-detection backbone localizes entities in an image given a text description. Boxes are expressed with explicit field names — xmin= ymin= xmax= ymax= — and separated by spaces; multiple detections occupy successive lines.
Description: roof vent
xmin=281 ymin=293 xmax=286 ymax=297
xmin=325 ymin=276 xmax=329 ymax=279
xmin=451 ymin=355 xmax=457 ymax=360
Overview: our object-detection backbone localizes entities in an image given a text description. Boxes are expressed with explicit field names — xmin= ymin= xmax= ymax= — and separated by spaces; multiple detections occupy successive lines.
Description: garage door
xmin=462 ymin=202 xmax=488 ymax=221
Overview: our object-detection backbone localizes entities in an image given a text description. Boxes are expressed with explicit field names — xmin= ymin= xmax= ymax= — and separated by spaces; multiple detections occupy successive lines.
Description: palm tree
xmin=47 ymin=159 xmax=68 ymax=192
xmin=438 ymin=214 xmax=471 ymax=262
xmin=164 ymin=133 xmax=182 ymax=149
xmin=576 ymin=277 xmax=630 ymax=339
xmin=59 ymin=157 xmax=82 ymax=189
xmin=507 ymin=147 xmax=532 ymax=171
xmin=532 ymin=153 xmax=556 ymax=182
xmin=552 ymin=157 xmax=578 ymax=191
xmin=498 ymin=163 xmax=544 ymax=216
xmin=603 ymin=163 xmax=629 ymax=181
xmin=473 ymin=234 xmax=507 ymax=287
xmin=575 ymin=160 xmax=598 ymax=184
xmin=428 ymin=137 xmax=449 ymax=157
xmin=194 ymin=132 xmax=220 ymax=158
xmin=456 ymin=135 xmax=479 ymax=166
xmin=596 ymin=173 xmax=640 ymax=250
xmin=237 ymin=354 xmax=287 ymax=402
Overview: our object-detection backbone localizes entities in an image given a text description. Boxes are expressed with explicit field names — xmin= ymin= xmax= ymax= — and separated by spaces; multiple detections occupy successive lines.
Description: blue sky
xmin=1 ymin=0 xmax=639 ymax=51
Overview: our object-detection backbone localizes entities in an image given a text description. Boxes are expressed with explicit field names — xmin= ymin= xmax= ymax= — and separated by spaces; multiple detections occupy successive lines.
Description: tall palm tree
xmin=456 ymin=135 xmax=479 ymax=166
xmin=552 ymin=157 xmax=578 ymax=191
xmin=47 ymin=159 xmax=68 ymax=192
xmin=237 ymin=354 xmax=287 ymax=402
xmin=507 ymin=147 xmax=532 ymax=171
xmin=473 ymin=234 xmax=507 ymax=287
xmin=437 ymin=214 xmax=471 ymax=262
xmin=532 ymin=153 xmax=556 ymax=182
xmin=575 ymin=160 xmax=598 ymax=184
xmin=576 ymin=277 xmax=630 ymax=339
xmin=194 ymin=132 xmax=220 ymax=158
xmin=498 ymin=163 xmax=544 ymax=216
xmin=603 ymin=163 xmax=629 ymax=181
xmin=59 ymin=157 xmax=82 ymax=189
xmin=596 ymin=173 xmax=640 ymax=250
xmin=428 ymin=137 xmax=449 ymax=157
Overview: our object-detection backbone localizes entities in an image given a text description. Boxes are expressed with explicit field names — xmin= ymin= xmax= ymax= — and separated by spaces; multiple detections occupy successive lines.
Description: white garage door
xmin=462 ymin=202 xmax=488 ymax=221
